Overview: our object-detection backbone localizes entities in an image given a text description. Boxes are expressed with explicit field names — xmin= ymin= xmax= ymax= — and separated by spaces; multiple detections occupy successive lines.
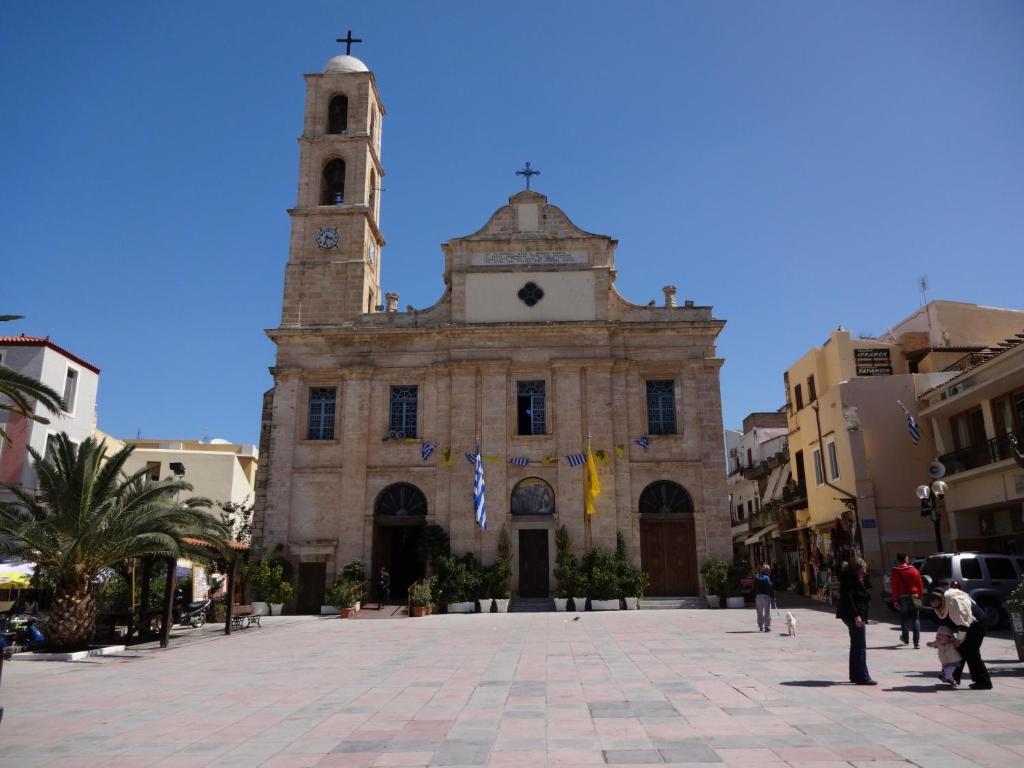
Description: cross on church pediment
xmin=516 ymin=162 xmax=540 ymax=190
xmin=336 ymin=29 xmax=363 ymax=56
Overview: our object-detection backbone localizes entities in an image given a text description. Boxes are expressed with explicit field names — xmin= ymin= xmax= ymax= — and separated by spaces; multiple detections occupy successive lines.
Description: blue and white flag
xmin=421 ymin=442 xmax=437 ymax=462
xmin=510 ymin=456 xmax=530 ymax=466
xmin=633 ymin=436 xmax=651 ymax=453
xmin=566 ymin=453 xmax=586 ymax=467
xmin=473 ymin=446 xmax=487 ymax=529
xmin=897 ymin=400 xmax=921 ymax=445
xmin=465 ymin=452 xmax=477 ymax=465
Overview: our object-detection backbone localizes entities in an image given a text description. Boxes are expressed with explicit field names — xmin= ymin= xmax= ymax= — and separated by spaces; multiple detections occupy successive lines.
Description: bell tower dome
xmin=280 ymin=33 xmax=385 ymax=326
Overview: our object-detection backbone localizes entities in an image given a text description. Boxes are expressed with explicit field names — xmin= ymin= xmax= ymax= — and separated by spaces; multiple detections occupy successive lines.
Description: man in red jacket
xmin=890 ymin=553 xmax=925 ymax=648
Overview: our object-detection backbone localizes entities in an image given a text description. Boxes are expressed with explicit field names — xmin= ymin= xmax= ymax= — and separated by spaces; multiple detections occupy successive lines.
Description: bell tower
xmin=281 ymin=34 xmax=385 ymax=326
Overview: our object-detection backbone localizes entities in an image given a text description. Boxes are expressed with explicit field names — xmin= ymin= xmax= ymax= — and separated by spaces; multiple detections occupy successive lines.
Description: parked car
xmin=881 ymin=557 xmax=927 ymax=609
xmin=919 ymin=552 xmax=1024 ymax=627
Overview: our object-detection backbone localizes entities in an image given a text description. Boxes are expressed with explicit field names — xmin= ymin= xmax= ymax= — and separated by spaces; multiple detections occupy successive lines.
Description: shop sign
xmin=854 ymin=348 xmax=893 ymax=376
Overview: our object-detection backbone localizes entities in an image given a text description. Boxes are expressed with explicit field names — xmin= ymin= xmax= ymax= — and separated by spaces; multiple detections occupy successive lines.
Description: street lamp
xmin=916 ymin=480 xmax=948 ymax=552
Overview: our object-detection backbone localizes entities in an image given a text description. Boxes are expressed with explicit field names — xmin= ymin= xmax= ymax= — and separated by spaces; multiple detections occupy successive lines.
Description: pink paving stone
xmin=715 ymin=748 xmax=785 ymax=763
xmin=487 ymin=750 xmax=548 ymax=766
xmin=772 ymin=746 xmax=842 ymax=762
xmin=40 ymin=759 xmax=107 ymax=768
xmin=547 ymin=749 xmax=607 ymax=765
xmin=371 ymin=752 xmax=435 ymax=766
xmin=831 ymin=745 xmax=901 ymax=760
xmin=315 ymin=753 xmax=380 ymax=768
xmin=260 ymin=756 xmax=325 ymax=768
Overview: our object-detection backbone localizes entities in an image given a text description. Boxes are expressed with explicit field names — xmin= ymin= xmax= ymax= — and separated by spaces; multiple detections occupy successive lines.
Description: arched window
xmin=374 ymin=483 xmax=428 ymax=517
xmin=320 ymin=159 xmax=346 ymax=205
xmin=639 ymin=480 xmax=694 ymax=515
xmin=328 ymin=95 xmax=348 ymax=134
xmin=370 ymin=110 xmax=376 ymax=147
xmin=510 ymin=477 xmax=555 ymax=516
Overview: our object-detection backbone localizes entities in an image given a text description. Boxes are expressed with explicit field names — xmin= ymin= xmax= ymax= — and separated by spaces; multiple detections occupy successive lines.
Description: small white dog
xmin=785 ymin=611 xmax=797 ymax=636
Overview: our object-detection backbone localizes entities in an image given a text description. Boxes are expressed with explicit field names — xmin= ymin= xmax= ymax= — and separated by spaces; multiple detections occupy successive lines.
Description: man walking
xmin=754 ymin=563 xmax=775 ymax=632
xmin=890 ymin=553 xmax=924 ymax=648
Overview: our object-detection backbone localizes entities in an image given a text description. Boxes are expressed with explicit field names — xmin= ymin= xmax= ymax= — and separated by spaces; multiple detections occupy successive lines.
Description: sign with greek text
xmin=854 ymin=348 xmax=893 ymax=376
xmin=471 ymin=250 xmax=587 ymax=267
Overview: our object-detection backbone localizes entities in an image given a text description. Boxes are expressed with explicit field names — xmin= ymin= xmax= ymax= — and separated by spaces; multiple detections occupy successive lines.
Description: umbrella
xmin=0 ymin=562 xmax=35 ymax=589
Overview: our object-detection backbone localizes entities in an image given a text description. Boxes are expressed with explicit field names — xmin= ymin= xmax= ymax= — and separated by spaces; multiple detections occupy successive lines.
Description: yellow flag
xmin=585 ymin=447 xmax=601 ymax=516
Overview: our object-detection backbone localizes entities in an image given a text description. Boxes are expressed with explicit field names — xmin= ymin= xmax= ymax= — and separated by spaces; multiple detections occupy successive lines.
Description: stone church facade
xmin=252 ymin=49 xmax=732 ymax=610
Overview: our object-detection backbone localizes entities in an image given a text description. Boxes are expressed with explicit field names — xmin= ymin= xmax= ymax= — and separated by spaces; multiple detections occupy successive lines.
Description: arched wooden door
xmin=639 ymin=481 xmax=699 ymax=596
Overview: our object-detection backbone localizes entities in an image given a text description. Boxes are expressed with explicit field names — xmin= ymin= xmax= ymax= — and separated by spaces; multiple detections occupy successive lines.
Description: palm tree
xmin=0 ymin=314 xmax=65 ymax=445
xmin=0 ymin=434 xmax=229 ymax=651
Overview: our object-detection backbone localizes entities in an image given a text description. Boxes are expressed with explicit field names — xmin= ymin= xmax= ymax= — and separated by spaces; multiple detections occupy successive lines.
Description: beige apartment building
xmin=919 ymin=332 xmax=1024 ymax=554
xmin=252 ymin=49 xmax=732 ymax=612
xmin=783 ymin=301 xmax=1024 ymax=596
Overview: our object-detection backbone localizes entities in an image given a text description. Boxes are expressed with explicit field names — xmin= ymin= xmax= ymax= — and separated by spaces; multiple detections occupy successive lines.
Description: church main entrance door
xmin=639 ymin=481 xmax=699 ymax=596
xmin=372 ymin=483 xmax=428 ymax=604
xmin=518 ymin=529 xmax=549 ymax=597
xmin=296 ymin=562 xmax=326 ymax=614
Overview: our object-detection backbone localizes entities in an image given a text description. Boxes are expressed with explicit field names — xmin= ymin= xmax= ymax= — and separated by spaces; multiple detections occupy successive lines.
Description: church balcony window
xmin=307 ymin=387 xmax=337 ymax=440
xmin=320 ymin=159 xmax=346 ymax=206
xmin=517 ymin=381 xmax=546 ymax=436
xmin=389 ymin=385 xmax=418 ymax=439
xmin=328 ymin=95 xmax=348 ymax=135
xmin=645 ymin=380 xmax=677 ymax=435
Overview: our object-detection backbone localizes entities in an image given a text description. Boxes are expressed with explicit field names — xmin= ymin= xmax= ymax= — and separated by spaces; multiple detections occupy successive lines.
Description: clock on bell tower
xmin=280 ymin=33 xmax=385 ymax=326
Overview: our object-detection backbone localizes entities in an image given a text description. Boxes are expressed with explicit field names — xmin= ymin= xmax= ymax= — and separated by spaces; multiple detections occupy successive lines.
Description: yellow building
xmin=783 ymin=301 xmax=1024 ymax=595
xmin=919 ymin=332 xmax=1024 ymax=553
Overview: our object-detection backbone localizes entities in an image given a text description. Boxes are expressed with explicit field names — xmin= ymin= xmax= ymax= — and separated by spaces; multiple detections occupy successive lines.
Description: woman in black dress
xmin=836 ymin=557 xmax=875 ymax=685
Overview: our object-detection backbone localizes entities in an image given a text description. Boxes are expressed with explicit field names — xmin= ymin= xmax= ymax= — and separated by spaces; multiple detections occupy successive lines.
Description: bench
xmin=230 ymin=605 xmax=262 ymax=629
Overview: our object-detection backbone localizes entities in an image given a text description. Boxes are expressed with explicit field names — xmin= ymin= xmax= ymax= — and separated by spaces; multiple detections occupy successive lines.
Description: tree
xmin=0 ymin=434 xmax=229 ymax=651
xmin=0 ymin=315 xmax=65 ymax=445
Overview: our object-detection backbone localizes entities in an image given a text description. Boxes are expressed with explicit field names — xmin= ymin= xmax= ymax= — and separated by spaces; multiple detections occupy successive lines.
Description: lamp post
xmin=916 ymin=480 xmax=948 ymax=552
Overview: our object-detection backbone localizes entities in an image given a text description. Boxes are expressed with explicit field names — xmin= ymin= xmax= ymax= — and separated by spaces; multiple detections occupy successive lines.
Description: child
xmin=928 ymin=625 xmax=962 ymax=686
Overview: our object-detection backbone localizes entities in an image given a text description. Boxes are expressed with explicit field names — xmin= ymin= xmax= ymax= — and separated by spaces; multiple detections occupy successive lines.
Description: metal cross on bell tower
xmin=336 ymin=29 xmax=363 ymax=55
xmin=515 ymin=162 xmax=540 ymax=190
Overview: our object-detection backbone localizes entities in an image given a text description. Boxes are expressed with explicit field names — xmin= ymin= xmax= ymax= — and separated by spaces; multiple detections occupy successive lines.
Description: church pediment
xmin=453 ymin=190 xmax=613 ymax=244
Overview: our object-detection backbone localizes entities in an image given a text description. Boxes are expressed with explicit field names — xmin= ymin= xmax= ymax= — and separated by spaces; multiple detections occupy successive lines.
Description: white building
xmin=725 ymin=412 xmax=788 ymax=563
xmin=0 ymin=335 xmax=100 ymax=492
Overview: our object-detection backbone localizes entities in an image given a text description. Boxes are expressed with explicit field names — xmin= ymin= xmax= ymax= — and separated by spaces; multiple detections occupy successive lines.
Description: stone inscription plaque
xmin=471 ymin=250 xmax=587 ymax=267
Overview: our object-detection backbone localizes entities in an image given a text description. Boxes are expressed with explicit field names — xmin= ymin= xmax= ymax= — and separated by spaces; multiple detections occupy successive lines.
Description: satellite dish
xmin=927 ymin=461 xmax=946 ymax=480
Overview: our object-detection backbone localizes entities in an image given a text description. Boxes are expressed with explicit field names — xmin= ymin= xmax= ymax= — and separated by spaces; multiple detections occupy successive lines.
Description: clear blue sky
xmin=2 ymin=2 xmax=1022 ymax=445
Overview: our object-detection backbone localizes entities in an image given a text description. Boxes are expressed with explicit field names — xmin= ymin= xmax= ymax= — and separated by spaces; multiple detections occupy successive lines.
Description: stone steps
xmin=639 ymin=597 xmax=706 ymax=610
xmin=510 ymin=598 xmax=555 ymax=613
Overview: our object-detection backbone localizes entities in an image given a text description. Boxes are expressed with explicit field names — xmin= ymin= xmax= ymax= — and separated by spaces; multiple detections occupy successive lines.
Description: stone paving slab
xmin=0 ymin=604 xmax=1021 ymax=767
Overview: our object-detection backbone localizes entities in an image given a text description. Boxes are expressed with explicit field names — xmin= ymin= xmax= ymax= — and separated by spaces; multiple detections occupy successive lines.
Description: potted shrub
xmin=409 ymin=578 xmax=435 ymax=617
xmin=435 ymin=555 xmax=476 ymax=613
xmin=700 ymin=559 xmax=729 ymax=608
xmin=553 ymin=525 xmax=577 ymax=612
xmin=615 ymin=531 xmax=648 ymax=609
xmin=725 ymin=563 xmax=746 ymax=608
xmin=490 ymin=526 xmax=513 ymax=613
xmin=326 ymin=579 xmax=364 ymax=618
xmin=249 ymin=559 xmax=292 ymax=615
xmin=583 ymin=547 xmax=620 ymax=610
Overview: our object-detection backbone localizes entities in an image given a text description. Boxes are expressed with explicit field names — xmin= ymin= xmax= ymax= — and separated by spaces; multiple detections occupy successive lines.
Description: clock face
xmin=368 ymin=241 xmax=377 ymax=264
xmin=315 ymin=226 xmax=339 ymax=249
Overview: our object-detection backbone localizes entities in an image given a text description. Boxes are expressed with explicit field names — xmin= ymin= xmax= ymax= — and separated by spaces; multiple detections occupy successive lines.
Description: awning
xmin=744 ymin=523 xmax=779 ymax=546
xmin=780 ymin=526 xmax=807 ymax=534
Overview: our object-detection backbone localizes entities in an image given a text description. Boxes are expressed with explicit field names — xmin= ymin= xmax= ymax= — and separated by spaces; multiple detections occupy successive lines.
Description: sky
xmin=2 ymin=2 xmax=1022 ymax=446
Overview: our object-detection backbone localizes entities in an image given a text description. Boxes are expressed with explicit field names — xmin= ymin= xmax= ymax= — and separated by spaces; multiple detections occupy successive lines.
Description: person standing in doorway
xmin=836 ymin=557 xmax=876 ymax=685
xmin=890 ymin=553 xmax=924 ymax=648
xmin=753 ymin=564 xmax=775 ymax=632
xmin=378 ymin=567 xmax=391 ymax=608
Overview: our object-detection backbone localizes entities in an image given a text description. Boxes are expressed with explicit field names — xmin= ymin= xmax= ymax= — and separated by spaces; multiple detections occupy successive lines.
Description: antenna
xmin=919 ymin=275 xmax=929 ymax=306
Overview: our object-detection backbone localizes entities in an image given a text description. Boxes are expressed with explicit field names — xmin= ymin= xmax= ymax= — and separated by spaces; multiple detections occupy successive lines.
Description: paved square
xmin=1 ymin=599 xmax=1022 ymax=767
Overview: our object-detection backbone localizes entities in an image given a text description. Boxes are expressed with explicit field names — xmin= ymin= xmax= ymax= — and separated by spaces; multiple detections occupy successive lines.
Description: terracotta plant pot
xmin=411 ymin=606 xmax=427 ymax=617
xmin=339 ymin=607 xmax=358 ymax=618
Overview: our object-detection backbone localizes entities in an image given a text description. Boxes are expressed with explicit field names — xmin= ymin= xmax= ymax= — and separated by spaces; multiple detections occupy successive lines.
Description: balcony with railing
xmin=939 ymin=429 xmax=1024 ymax=476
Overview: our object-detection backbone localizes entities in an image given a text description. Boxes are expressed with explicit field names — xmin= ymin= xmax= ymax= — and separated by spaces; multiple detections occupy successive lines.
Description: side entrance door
xmin=640 ymin=517 xmax=698 ymax=596
xmin=518 ymin=529 xmax=550 ymax=597
xmin=296 ymin=562 xmax=327 ymax=614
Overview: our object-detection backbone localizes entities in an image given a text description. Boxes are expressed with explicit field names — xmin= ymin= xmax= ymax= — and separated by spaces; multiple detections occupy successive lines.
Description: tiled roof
xmin=0 ymin=334 xmax=100 ymax=373
xmin=922 ymin=330 xmax=1024 ymax=396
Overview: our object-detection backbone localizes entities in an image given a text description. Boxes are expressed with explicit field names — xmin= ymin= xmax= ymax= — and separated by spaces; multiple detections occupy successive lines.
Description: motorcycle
xmin=0 ymin=616 xmax=46 ymax=651
xmin=179 ymin=599 xmax=211 ymax=628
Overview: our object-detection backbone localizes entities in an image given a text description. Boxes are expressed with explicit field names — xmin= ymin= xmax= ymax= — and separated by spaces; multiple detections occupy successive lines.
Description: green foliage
xmin=553 ymin=524 xmax=580 ymax=598
xmin=612 ymin=533 xmax=649 ymax=599
xmin=409 ymin=577 xmax=436 ymax=607
xmin=700 ymin=559 xmax=730 ymax=597
xmin=418 ymin=524 xmax=450 ymax=564
xmin=325 ymin=579 xmax=364 ymax=608
xmin=95 ymin=571 xmax=131 ymax=615
xmin=483 ymin=560 xmax=512 ymax=599
xmin=1006 ymin=578 xmax=1024 ymax=611
xmin=248 ymin=559 xmax=293 ymax=603
xmin=433 ymin=553 xmax=483 ymax=604
xmin=727 ymin=563 xmax=748 ymax=597
xmin=216 ymin=497 xmax=254 ymax=548
xmin=580 ymin=546 xmax=620 ymax=600
xmin=341 ymin=560 xmax=366 ymax=583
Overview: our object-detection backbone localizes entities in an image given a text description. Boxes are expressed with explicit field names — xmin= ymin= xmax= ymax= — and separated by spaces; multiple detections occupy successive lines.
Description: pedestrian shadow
xmin=724 ymin=630 xmax=762 ymax=634
xmin=780 ymin=680 xmax=837 ymax=687
xmin=885 ymin=684 xmax=946 ymax=692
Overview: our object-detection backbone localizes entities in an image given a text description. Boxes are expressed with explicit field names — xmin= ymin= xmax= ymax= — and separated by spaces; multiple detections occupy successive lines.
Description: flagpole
xmin=584 ymin=434 xmax=593 ymax=552
xmin=897 ymin=399 xmax=937 ymax=454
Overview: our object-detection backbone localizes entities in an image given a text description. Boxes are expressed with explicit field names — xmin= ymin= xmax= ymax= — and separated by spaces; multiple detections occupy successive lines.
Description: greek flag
xmin=566 ymin=453 xmax=586 ymax=467
xmin=473 ymin=446 xmax=487 ymax=529
xmin=897 ymin=400 xmax=921 ymax=445
xmin=421 ymin=442 xmax=437 ymax=462
xmin=465 ymin=452 xmax=477 ymax=465
xmin=510 ymin=456 xmax=530 ymax=466
xmin=633 ymin=436 xmax=651 ymax=453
